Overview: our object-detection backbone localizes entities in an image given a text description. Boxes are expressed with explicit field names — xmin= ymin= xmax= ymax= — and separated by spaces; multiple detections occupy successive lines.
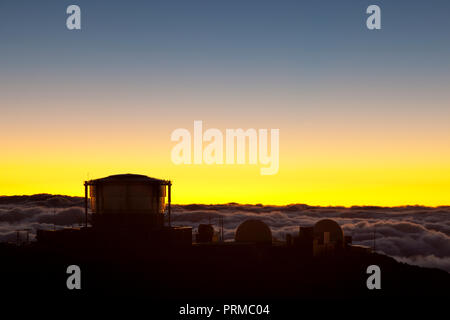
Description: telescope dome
xmin=235 ymin=219 xmax=272 ymax=244
xmin=313 ymin=219 xmax=344 ymax=243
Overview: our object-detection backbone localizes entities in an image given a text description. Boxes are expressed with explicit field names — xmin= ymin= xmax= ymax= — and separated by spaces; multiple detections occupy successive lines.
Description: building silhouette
xmin=37 ymin=173 xmax=370 ymax=256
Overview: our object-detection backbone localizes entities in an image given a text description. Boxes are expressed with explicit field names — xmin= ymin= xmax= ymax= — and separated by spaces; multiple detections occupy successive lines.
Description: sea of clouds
xmin=1 ymin=194 xmax=449 ymax=272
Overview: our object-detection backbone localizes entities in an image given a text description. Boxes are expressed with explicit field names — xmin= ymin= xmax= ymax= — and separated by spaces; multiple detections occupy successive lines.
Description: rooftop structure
xmin=84 ymin=174 xmax=172 ymax=229
xmin=235 ymin=219 xmax=272 ymax=244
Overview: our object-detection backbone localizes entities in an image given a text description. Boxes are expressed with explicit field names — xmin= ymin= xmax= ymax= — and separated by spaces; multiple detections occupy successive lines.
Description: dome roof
xmin=235 ymin=219 xmax=272 ymax=244
xmin=313 ymin=219 xmax=344 ymax=243
xmin=86 ymin=174 xmax=169 ymax=185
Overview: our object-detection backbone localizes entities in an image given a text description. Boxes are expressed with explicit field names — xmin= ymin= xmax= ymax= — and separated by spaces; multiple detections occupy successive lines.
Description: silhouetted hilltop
xmin=1 ymin=241 xmax=449 ymax=299
xmin=0 ymin=194 xmax=84 ymax=207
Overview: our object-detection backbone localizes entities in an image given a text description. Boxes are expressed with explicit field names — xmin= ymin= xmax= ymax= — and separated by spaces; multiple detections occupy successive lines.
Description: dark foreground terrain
xmin=1 ymin=241 xmax=449 ymax=299
xmin=1 ymin=241 xmax=449 ymax=318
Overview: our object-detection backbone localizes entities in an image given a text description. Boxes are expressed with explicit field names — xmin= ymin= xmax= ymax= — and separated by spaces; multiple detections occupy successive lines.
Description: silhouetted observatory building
xmin=37 ymin=174 xmax=192 ymax=249
xmin=37 ymin=173 xmax=370 ymax=256
xmin=85 ymin=174 xmax=171 ymax=229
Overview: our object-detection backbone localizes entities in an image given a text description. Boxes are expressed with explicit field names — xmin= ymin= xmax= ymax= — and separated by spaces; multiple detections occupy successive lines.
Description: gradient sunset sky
xmin=1 ymin=0 xmax=449 ymax=205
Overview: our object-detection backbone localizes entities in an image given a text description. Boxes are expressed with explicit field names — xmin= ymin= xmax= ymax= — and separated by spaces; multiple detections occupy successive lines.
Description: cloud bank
xmin=1 ymin=195 xmax=449 ymax=272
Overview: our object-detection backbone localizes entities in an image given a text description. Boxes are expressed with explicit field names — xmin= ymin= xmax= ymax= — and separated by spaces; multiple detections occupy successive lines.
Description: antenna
xmin=221 ymin=216 xmax=224 ymax=242
xmin=23 ymin=228 xmax=31 ymax=244
xmin=84 ymin=181 xmax=88 ymax=228
xmin=373 ymin=224 xmax=376 ymax=252
xmin=85 ymin=172 xmax=91 ymax=227
xmin=219 ymin=216 xmax=222 ymax=241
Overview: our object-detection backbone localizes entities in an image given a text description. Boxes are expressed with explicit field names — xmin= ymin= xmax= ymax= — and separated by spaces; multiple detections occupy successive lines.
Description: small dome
xmin=198 ymin=224 xmax=214 ymax=237
xmin=313 ymin=219 xmax=344 ymax=243
xmin=235 ymin=219 xmax=272 ymax=244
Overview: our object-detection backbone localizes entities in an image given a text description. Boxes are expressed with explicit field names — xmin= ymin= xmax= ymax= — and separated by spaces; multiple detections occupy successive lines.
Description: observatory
xmin=235 ymin=219 xmax=272 ymax=244
xmin=313 ymin=219 xmax=344 ymax=245
xmin=196 ymin=224 xmax=215 ymax=243
xmin=84 ymin=174 xmax=172 ymax=229
xmin=286 ymin=219 xmax=363 ymax=256
xmin=312 ymin=219 xmax=345 ymax=255
xmin=36 ymin=174 xmax=368 ymax=258
xmin=37 ymin=174 xmax=192 ymax=249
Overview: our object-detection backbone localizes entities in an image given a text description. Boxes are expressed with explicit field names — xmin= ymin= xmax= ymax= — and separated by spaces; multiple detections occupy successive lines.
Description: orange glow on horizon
xmin=1 ymin=141 xmax=449 ymax=206
xmin=1 ymin=91 xmax=449 ymax=206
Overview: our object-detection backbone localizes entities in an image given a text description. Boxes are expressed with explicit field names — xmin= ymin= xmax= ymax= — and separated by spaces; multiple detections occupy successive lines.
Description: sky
xmin=1 ymin=0 xmax=449 ymax=205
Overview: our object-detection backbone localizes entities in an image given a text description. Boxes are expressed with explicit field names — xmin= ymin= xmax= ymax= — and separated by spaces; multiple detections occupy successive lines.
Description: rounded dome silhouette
xmin=235 ymin=219 xmax=272 ymax=244
xmin=198 ymin=224 xmax=214 ymax=237
xmin=313 ymin=219 xmax=344 ymax=243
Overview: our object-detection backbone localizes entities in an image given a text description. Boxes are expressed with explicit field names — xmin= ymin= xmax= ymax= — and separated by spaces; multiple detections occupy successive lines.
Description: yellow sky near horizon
xmin=1 ymin=125 xmax=449 ymax=206
xmin=1 ymin=83 xmax=449 ymax=206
